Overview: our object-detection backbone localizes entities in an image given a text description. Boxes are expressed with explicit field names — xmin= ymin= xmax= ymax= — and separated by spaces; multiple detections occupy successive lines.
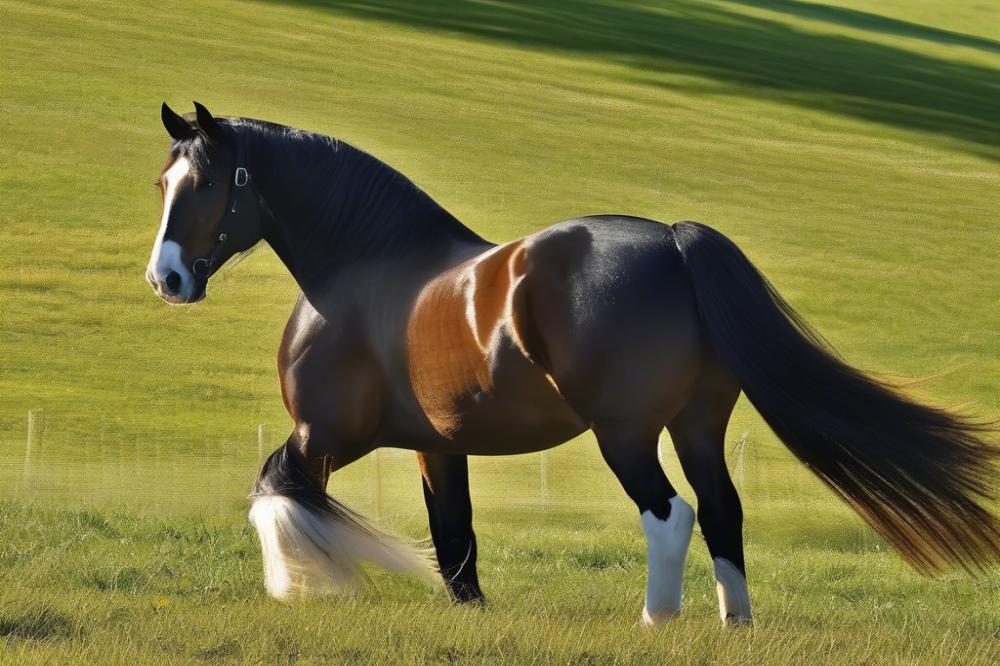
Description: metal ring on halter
xmin=192 ymin=257 xmax=212 ymax=277
xmin=234 ymin=167 xmax=249 ymax=187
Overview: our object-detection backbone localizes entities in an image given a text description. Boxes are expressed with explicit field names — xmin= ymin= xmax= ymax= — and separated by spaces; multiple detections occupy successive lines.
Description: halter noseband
xmin=190 ymin=134 xmax=260 ymax=280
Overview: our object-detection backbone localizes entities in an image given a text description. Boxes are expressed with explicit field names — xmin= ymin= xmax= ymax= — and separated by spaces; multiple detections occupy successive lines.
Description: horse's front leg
xmin=249 ymin=428 xmax=437 ymax=599
xmin=417 ymin=452 xmax=485 ymax=603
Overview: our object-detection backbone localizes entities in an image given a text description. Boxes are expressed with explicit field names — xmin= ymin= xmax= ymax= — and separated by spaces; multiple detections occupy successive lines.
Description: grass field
xmin=2 ymin=0 xmax=999 ymax=663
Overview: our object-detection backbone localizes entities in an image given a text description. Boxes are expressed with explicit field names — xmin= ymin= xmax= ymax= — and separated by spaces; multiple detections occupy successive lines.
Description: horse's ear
xmin=193 ymin=101 xmax=226 ymax=142
xmin=161 ymin=102 xmax=195 ymax=141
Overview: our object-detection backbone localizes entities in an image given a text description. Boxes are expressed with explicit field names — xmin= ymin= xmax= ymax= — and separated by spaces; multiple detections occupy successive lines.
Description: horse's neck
xmin=252 ymin=133 xmax=489 ymax=292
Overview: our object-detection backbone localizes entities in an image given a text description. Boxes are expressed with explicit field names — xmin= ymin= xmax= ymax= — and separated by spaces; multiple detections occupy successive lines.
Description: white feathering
xmin=248 ymin=495 xmax=439 ymax=599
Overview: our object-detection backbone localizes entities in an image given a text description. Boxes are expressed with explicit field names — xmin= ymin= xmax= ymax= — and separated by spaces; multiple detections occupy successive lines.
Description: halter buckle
xmin=234 ymin=167 xmax=249 ymax=187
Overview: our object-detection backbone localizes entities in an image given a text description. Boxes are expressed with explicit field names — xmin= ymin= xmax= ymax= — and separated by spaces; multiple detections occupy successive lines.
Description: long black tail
xmin=672 ymin=221 xmax=1000 ymax=574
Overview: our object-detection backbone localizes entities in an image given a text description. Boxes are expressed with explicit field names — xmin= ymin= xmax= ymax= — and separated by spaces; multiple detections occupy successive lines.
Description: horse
xmin=146 ymin=102 xmax=1000 ymax=626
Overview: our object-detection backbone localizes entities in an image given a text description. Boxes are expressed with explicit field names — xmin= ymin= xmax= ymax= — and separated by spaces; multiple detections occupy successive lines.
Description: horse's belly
xmin=409 ymin=322 xmax=588 ymax=453
xmin=434 ymin=362 xmax=587 ymax=454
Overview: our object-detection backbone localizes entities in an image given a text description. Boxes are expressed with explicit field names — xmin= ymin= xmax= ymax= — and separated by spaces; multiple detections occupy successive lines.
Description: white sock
xmin=639 ymin=495 xmax=695 ymax=625
xmin=714 ymin=557 xmax=752 ymax=625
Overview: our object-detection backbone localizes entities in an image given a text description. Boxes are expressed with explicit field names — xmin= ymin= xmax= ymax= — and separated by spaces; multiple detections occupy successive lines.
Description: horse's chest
xmin=406 ymin=243 xmax=584 ymax=452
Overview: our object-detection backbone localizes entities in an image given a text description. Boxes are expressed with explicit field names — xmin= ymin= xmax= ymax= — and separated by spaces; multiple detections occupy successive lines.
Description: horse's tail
xmin=248 ymin=442 xmax=438 ymax=598
xmin=671 ymin=220 xmax=1000 ymax=574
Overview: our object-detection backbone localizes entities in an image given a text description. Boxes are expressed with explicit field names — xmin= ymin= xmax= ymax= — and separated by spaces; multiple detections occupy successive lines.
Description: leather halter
xmin=190 ymin=133 xmax=261 ymax=279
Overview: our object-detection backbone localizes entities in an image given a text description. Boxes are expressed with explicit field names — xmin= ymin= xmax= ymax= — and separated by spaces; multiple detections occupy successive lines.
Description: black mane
xmin=172 ymin=117 xmax=488 ymax=288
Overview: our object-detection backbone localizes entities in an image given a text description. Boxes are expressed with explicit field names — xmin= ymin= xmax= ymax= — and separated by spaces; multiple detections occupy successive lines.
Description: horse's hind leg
xmin=666 ymin=365 xmax=750 ymax=625
xmin=593 ymin=420 xmax=696 ymax=625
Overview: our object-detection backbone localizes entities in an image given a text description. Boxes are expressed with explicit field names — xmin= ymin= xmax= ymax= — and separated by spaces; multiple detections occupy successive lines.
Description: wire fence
xmin=0 ymin=408 xmax=828 ymax=523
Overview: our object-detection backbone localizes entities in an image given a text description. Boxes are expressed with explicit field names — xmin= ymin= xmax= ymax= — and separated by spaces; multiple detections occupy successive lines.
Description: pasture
xmin=1 ymin=0 xmax=999 ymax=663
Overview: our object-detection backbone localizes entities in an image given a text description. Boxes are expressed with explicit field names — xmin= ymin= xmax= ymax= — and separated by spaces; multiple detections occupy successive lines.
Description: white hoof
xmin=641 ymin=605 xmax=679 ymax=626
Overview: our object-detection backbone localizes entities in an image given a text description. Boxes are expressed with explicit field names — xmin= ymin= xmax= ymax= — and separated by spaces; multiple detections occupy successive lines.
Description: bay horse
xmin=147 ymin=102 xmax=1000 ymax=625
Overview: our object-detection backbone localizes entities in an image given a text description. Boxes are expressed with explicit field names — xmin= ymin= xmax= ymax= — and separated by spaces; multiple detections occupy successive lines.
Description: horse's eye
xmin=206 ymin=180 xmax=216 ymax=189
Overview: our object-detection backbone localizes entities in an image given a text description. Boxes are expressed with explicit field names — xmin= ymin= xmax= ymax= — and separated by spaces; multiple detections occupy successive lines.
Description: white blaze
xmin=147 ymin=156 xmax=195 ymax=302
xmin=640 ymin=495 xmax=695 ymax=625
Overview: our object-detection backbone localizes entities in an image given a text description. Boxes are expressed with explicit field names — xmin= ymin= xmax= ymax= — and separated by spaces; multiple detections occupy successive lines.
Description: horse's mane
xmin=170 ymin=117 xmax=486 ymax=283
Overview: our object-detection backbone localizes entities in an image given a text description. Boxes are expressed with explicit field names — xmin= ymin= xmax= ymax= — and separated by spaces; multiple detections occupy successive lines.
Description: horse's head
xmin=147 ymin=102 xmax=263 ymax=304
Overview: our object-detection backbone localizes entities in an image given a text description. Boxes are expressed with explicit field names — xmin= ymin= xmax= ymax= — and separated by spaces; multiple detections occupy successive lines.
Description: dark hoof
xmin=723 ymin=612 xmax=753 ymax=628
xmin=455 ymin=594 xmax=487 ymax=608
xmin=449 ymin=584 xmax=487 ymax=607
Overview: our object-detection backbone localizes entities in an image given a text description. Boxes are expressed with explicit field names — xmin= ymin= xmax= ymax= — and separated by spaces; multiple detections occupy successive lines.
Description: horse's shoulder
xmin=278 ymin=294 xmax=324 ymax=368
xmin=406 ymin=240 xmax=533 ymax=434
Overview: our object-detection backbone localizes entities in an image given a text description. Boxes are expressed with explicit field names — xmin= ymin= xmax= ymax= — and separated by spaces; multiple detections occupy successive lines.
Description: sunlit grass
xmin=0 ymin=501 xmax=997 ymax=664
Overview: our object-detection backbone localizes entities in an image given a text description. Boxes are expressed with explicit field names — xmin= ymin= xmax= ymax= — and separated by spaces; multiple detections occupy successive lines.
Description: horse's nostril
xmin=165 ymin=271 xmax=181 ymax=294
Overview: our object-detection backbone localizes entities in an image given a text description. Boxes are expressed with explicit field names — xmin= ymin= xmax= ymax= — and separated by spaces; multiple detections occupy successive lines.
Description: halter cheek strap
xmin=191 ymin=134 xmax=261 ymax=279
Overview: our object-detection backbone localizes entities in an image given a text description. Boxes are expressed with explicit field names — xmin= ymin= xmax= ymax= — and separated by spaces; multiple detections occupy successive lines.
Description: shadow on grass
xmin=0 ymin=609 xmax=76 ymax=642
xmin=268 ymin=0 xmax=1000 ymax=158
xmin=732 ymin=0 xmax=1000 ymax=54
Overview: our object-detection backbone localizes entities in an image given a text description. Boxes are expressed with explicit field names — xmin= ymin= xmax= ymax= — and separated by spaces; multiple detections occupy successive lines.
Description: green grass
xmin=1 ymin=0 xmax=999 ymax=663
xmin=1 ymin=501 xmax=998 ymax=665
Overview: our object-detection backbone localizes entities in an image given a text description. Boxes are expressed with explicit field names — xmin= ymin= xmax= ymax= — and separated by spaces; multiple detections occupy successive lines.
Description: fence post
xmin=100 ymin=421 xmax=108 ymax=504
xmin=371 ymin=448 xmax=383 ymax=520
xmin=153 ymin=437 xmax=161 ymax=511
xmin=540 ymin=450 xmax=549 ymax=504
xmin=21 ymin=409 xmax=44 ymax=492
xmin=257 ymin=424 xmax=266 ymax=466
xmin=731 ymin=430 xmax=748 ymax=492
